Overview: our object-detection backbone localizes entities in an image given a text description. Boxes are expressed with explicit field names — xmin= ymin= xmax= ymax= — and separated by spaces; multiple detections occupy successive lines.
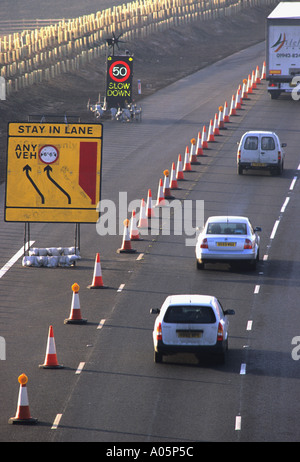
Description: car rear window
xmin=261 ymin=137 xmax=275 ymax=150
xmin=244 ymin=136 xmax=258 ymax=150
xmin=207 ymin=222 xmax=247 ymax=235
xmin=164 ymin=305 xmax=216 ymax=324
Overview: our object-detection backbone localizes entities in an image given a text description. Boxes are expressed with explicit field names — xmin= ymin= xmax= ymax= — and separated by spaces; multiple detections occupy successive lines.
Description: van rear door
xmin=259 ymin=134 xmax=277 ymax=165
xmin=241 ymin=134 xmax=260 ymax=164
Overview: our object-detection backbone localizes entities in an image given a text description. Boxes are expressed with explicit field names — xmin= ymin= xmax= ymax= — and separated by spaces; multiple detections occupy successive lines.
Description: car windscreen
xmin=164 ymin=305 xmax=216 ymax=324
xmin=207 ymin=222 xmax=247 ymax=235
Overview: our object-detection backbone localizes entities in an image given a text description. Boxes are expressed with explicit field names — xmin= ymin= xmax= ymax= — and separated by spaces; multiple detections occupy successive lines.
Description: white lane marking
xmin=254 ymin=285 xmax=260 ymax=294
xmin=235 ymin=416 xmax=242 ymax=431
xmin=97 ymin=318 xmax=106 ymax=330
xmin=75 ymin=362 xmax=85 ymax=375
xmin=136 ymin=253 xmax=144 ymax=260
xmin=290 ymin=176 xmax=297 ymax=190
xmin=0 ymin=241 xmax=35 ymax=279
xmin=240 ymin=363 xmax=246 ymax=375
xmin=281 ymin=197 xmax=290 ymax=213
xmin=270 ymin=220 xmax=280 ymax=239
xmin=246 ymin=320 xmax=253 ymax=331
xmin=117 ymin=283 xmax=125 ymax=292
xmin=263 ymin=254 xmax=268 ymax=261
xmin=51 ymin=413 xmax=62 ymax=430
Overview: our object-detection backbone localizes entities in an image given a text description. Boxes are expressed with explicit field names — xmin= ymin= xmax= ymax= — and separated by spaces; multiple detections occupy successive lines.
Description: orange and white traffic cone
xmin=117 ymin=219 xmax=136 ymax=253
xmin=223 ymin=101 xmax=230 ymax=123
xmin=155 ymin=178 xmax=165 ymax=206
xmin=39 ymin=325 xmax=65 ymax=367
xmin=183 ymin=146 xmax=192 ymax=172
xmin=130 ymin=210 xmax=142 ymax=239
xmin=251 ymin=69 xmax=256 ymax=89
xmin=138 ymin=198 xmax=148 ymax=228
xmin=87 ymin=253 xmax=106 ymax=289
xmin=241 ymin=79 xmax=248 ymax=100
xmin=261 ymin=61 xmax=266 ymax=80
xmin=202 ymin=125 xmax=209 ymax=149
xmin=189 ymin=138 xmax=199 ymax=164
xmin=247 ymin=74 xmax=252 ymax=94
xmin=196 ymin=131 xmax=203 ymax=156
xmin=170 ymin=162 xmax=179 ymax=189
xmin=146 ymin=189 xmax=155 ymax=218
xmin=255 ymin=65 xmax=261 ymax=84
xmin=8 ymin=374 xmax=38 ymax=425
xmin=235 ymin=88 xmax=242 ymax=109
xmin=64 ymin=284 xmax=87 ymax=324
xmin=213 ymin=113 xmax=220 ymax=136
xmin=229 ymin=94 xmax=236 ymax=116
xmin=176 ymin=154 xmax=184 ymax=180
xmin=218 ymin=106 xmax=225 ymax=129
xmin=163 ymin=169 xmax=174 ymax=199
xmin=207 ymin=119 xmax=215 ymax=142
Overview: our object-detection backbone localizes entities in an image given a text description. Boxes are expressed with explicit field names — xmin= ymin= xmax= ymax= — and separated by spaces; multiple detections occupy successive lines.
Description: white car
xmin=237 ymin=130 xmax=286 ymax=175
xmin=195 ymin=216 xmax=261 ymax=270
xmin=151 ymin=294 xmax=235 ymax=364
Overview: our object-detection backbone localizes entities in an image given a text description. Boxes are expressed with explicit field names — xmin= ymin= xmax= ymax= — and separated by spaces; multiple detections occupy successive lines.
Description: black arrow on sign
xmin=44 ymin=165 xmax=71 ymax=204
xmin=23 ymin=164 xmax=45 ymax=204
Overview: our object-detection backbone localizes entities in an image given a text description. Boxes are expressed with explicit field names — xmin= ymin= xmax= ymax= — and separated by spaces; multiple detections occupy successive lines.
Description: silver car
xmin=195 ymin=216 xmax=261 ymax=270
xmin=151 ymin=294 xmax=235 ymax=364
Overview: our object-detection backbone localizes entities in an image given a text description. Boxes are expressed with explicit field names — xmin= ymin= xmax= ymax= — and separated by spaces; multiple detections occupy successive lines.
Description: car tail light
xmin=237 ymin=150 xmax=241 ymax=160
xmin=200 ymin=238 xmax=208 ymax=249
xmin=278 ymin=151 xmax=281 ymax=161
xmin=270 ymin=83 xmax=278 ymax=88
xmin=244 ymin=238 xmax=253 ymax=249
xmin=156 ymin=322 xmax=162 ymax=341
xmin=217 ymin=322 xmax=223 ymax=341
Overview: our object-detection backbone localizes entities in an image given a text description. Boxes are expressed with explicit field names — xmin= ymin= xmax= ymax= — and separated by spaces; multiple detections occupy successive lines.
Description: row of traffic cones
xmin=116 ymin=62 xmax=265 ymax=254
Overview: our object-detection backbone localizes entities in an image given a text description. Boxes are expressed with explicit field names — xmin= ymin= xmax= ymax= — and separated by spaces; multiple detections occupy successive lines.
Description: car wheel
xmin=237 ymin=165 xmax=243 ymax=175
xmin=154 ymin=351 xmax=163 ymax=363
xmin=196 ymin=260 xmax=204 ymax=270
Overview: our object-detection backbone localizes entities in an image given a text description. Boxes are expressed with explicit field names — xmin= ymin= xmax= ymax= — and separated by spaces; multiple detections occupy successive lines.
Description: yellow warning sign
xmin=5 ymin=122 xmax=103 ymax=223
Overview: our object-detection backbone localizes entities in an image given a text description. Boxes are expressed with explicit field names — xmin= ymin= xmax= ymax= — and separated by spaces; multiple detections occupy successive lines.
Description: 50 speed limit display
xmin=106 ymin=55 xmax=133 ymax=108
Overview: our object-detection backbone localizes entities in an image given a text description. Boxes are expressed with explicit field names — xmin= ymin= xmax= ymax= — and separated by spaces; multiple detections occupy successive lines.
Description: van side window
xmin=261 ymin=137 xmax=275 ymax=150
xmin=244 ymin=136 xmax=258 ymax=150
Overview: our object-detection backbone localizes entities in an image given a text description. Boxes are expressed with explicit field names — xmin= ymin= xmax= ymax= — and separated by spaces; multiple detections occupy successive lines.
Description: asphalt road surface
xmin=1 ymin=41 xmax=300 ymax=443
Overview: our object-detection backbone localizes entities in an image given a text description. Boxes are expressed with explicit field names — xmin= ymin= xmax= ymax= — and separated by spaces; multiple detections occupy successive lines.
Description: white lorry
xmin=267 ymin=2 xmax=300 ymax=99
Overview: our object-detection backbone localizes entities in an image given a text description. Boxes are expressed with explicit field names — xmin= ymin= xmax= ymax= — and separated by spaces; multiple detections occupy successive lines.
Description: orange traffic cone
xmin=189 ymin=138 xmax=199 ymax=164
xmin=196 ymin=131 xmax=203 ymax=156
xmin=117 ymin=219 xmax=136 ymax=253
xmin=155 ymin=178 xmax=166 ymax=206
xmin=247 ymin=74 xmax=253 ymax=94
xmin=163 ymin=169 xmax=174 ymax=199
xmin=202 ymin=125 xmax=208 ymax=149
xmin=130 ymin=210 xmax=142 ymax=239
xmin=251 ymin=70 xmax=256 ymax=89
xmin=255 ymin=65 xmax=261 ymax=84
xmin=213 ymin=113 xmax=220 ymax=136
xmin=176 ymin=154 xmax=184 ymax=180
xmin=241 ymin=79 xmax=248 ymax=100
xmin=39 ymin=325 xmax=65 ymax=367
xmin=87 ymin=253 xmax=106 ymax=289
xmin=218 ymin=106 xmax=225 ymax=129
xmin=64 ymin=284 xmax=87 ymax=324
xmin=261 ymin=61 xmax=266 ymax=80
xmin=207 ymin=119 xmax=215 ymax=142
xmin=146 ymin=189 xmax=155 ymax=218
xmin=8 ymin=374 xmax=38 ymax=425
xmin=223 ymin=101 xmax=230 ymax=122
xmin=170 ymin=162 xmax=179 ymax=189
xmin=183 ymin=146 xmax=192 ymax=171
xmin=138 ymin=198 xmax=148 ymax=228
xmin=229 ymin=94 xmax=236 ymax=116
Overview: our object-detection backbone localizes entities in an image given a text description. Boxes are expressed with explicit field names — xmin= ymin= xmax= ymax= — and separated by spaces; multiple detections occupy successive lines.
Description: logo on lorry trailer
xmin=271 ymin=33 xmax=286 ymax=52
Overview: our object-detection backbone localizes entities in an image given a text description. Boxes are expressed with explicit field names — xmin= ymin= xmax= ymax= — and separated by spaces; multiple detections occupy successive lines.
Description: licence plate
xmin=176 ymin=330 xmax=202 ymax=338
xmin=216 ymin=242 xmax=236 ymax=247
xmin=251 ymin=162 xmax=266 ymax=167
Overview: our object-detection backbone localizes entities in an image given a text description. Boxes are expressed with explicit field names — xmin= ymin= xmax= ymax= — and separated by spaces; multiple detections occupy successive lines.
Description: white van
xmin=237 ymin=131 xmax=286 ymax=175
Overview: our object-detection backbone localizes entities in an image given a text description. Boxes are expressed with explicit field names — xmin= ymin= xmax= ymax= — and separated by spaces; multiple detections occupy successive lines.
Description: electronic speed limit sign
xmin=106 ymin=56 xmax=133 ymax=108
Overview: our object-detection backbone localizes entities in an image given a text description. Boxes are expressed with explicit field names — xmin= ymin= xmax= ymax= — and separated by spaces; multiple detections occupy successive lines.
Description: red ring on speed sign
xmin=109 ymin=60 xmax=131 ymax=83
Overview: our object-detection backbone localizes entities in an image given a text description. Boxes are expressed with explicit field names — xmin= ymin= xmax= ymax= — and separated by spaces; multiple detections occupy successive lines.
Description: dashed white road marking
xmin=51 ymin=413 xmax=62 ymax=430
xmin=254 ymin=285 xmax=260 ymax=294
xmin=75 ymin=362 xmax=85 ymax=375
xmin=270 ymin=220 xmax=280 ymax=240
xmin=235 ymin=416 xmax=242 ymax=431
xmin=246 ymin=320 xmax=253 ymax=331
xmin=117 ymin=283 xmax=125 ymax=292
